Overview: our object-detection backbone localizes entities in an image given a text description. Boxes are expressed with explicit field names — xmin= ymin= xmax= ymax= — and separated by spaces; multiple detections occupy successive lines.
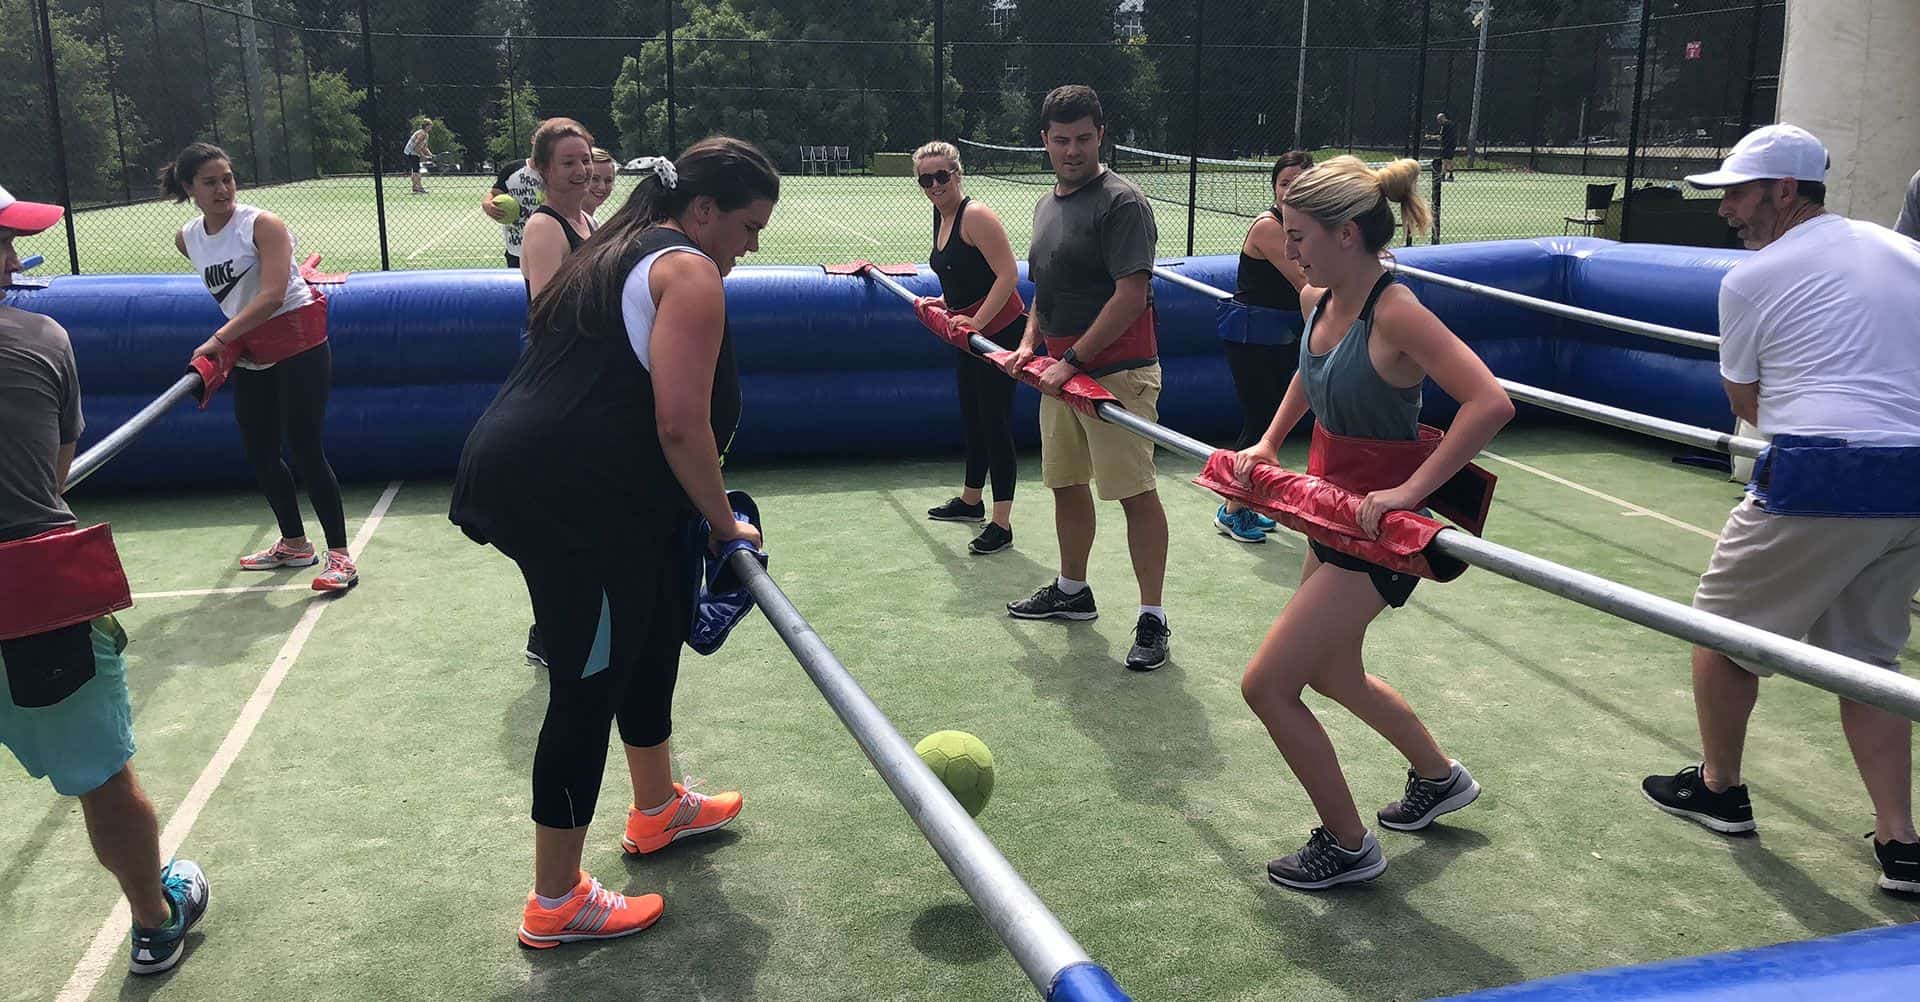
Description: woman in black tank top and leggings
xmin=520 ymin=118 xmax=599 ymax=300
xmin=915 ymin=141 xmax=1027 ymax=555
xmin=1215 ymin=150 xmax=1315 ymax=544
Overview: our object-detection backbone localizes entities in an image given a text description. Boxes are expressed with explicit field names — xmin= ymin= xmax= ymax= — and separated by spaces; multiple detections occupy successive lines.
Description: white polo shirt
xmin=1717 ymin=213 xmax=1920 ymax=445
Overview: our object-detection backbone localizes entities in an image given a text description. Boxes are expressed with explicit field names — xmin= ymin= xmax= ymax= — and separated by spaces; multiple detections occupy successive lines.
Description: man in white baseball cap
xmin=1643 ymin=124 xmax=1920 ymax=896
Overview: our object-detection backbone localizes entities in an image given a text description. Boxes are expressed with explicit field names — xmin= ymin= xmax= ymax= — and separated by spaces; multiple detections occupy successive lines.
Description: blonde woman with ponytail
xmin=1232 ymin=156 xmax=1514 ymax=891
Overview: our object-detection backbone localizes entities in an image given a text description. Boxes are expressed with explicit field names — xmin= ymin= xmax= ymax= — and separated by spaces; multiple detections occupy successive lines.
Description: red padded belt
xmin=0 ymin=524 xmax=133 ymax=640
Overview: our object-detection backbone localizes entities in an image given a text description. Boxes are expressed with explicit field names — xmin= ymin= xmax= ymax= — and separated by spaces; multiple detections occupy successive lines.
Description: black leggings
xmin=955 ymin=317 xmax=1023 ymax=502
xmin=230 ymin=341 xmax=347 ymax=550
xmin=1221 ymin=339 xmax=1302 ymax=451
xmin=516 ymin=542 xmax=688 ymax=829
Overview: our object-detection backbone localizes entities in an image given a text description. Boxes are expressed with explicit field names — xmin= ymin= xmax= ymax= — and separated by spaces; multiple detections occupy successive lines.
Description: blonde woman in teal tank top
xmin=1231 ymin=156 xmax=1515 ymax=891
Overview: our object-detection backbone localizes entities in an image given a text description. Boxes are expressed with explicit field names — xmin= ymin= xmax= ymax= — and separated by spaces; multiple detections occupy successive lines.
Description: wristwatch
xmin=1058 ymin=348 xmax=1082 ymax=370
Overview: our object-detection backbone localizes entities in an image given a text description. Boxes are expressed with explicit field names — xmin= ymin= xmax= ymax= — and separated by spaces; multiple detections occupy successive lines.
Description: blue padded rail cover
xmin=1439 ymin=923 xmax=1920 ymax=1001
xmin=1048 ymin=961 xmax=1132 ymax=1002
xmin=6 ymin=237 xmax=1744 ymax=490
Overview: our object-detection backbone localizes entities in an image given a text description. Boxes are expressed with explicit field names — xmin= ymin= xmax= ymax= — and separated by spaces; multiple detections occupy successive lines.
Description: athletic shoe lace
xmin=1133 ymin=614 xmax=1168 ymax=648
xmin=1398 ymin=769 xmax=1445 ymax=816
xmin=584 ymin=877 xmax=627 ymax=911
xmin=1296 ymin=827 xmax=1345 ymax=880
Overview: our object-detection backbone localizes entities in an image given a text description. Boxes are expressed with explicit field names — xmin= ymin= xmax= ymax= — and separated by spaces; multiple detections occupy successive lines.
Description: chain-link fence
xmin=8 ymin=0 xmax=1784 ymax=275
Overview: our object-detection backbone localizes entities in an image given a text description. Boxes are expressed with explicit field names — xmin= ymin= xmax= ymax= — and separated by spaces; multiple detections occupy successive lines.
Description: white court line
xmin=800 ymin=206 xmax=882 ymax=248
xmin=404 ymin=210 xmax=485 ymax=262
xmin=1479 ymin=449 xmax=1720 ymax=541
xmin=132 ymin=583 xmax=313 ymax=601
xmin=56 ymin=481 xmax=402 ymax=1002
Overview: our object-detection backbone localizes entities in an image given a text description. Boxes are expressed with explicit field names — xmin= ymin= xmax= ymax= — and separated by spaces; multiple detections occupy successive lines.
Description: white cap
xmin=1685 ymin=124 xmax=1829 ymax=189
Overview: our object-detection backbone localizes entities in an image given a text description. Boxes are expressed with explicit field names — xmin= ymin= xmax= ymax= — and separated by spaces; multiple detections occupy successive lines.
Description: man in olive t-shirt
xmin=1001 ymin=85 xmax=1171 ymax=673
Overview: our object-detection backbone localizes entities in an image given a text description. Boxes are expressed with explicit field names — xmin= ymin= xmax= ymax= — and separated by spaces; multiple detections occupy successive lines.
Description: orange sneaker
xmin=517 ymin=871 xmax=662 ymax=950
xmin=622 ymin=781 xmax=743 ymax=855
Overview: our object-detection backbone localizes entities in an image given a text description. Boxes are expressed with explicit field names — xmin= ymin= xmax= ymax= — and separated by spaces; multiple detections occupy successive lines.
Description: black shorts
xmin=504 ymin=251 xmax=520 ymax=269
xmin=404 ymin=154 xmax=422 ymax=172
xmin=1309 ymin=540 xmax=1418 ymax=608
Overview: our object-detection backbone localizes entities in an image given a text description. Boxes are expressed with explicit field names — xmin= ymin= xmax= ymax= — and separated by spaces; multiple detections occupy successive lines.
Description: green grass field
xmin=25 ymin=168 xmax=1616 ymax=277
xmin=7 ymin=424 xmax=1917 ymax=1001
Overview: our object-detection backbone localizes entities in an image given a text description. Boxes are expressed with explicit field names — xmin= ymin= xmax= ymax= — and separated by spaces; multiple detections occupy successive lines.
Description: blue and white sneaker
xmin=129 ymin=859 xmax=209 ymax=975
xmin=1248 ymin=510 xmax=1277 ymax=532
xmin=1214 ymin=504 xmax=1266 ymax=544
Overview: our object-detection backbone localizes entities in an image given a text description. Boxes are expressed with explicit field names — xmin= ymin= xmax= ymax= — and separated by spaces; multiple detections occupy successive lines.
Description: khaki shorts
xmin=1039 ymin=363 xmax=1162 ymax=502
xmin=1693 ymin=497 xmax=1920 ymax=674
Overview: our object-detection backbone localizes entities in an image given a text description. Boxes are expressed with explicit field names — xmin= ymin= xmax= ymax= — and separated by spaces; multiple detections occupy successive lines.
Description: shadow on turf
xmin=909 ymin=901 xmax=1000 ymax=965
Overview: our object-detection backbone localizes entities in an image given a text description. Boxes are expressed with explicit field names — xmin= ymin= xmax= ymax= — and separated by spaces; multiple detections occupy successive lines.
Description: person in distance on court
xmin=451 ymin=137 xmax=777 ymax=949
xmin=0 ymin=190 xmax=211 ymax=975
xmin=914 ymin=140 xmax=1026 ymax=556
xmin=404 ymin=117 xmax=434 ymax=194
xmin=161 ymin=142 xmax=354 ymax=591
xmin=1212 ymin=150 xmax=1314 ymax=544
xmin=1641 ymin=125 xmax=1920 ymax=895
xmin=1235 ymin=156 xmax=1513 ymax=891
xmin=1000 ymin=84 xmax=1174 ymax=672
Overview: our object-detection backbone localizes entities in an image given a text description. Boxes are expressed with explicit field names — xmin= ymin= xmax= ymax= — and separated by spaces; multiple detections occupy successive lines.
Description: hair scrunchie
xmin=626 ymin=156 xmax=678 ymax=189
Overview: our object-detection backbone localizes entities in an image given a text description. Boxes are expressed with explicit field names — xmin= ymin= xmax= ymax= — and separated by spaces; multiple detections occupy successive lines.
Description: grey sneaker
xmin=1268 ymin=828 xmax=1386 ymax=890
xmin=1124 ymin=613 xmax=1171 ymax=672
xmin=1377 ymin=760 xmax=1482 ymax=831
xmin=1007 ymin=582 xmax=1097 ymax=621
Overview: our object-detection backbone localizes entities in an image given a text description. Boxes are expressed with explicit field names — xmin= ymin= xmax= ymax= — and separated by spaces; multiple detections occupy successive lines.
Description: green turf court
xmin=28 ymin=169 xmax=1612 ymax=277
xmin=6 ymin=423 xmax=1917 ymax=1001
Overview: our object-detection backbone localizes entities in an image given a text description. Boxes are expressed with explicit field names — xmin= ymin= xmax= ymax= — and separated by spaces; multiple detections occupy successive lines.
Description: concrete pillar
xmin=1776 ymin=0 xmax=1920 ymax=226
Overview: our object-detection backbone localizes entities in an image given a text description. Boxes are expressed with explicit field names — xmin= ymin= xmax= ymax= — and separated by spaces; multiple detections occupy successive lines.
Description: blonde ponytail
xmin=1372 ymin=159 xmax=1431 ymax=237
xmin=1283 ymin=154 xmax=1430 ymax=251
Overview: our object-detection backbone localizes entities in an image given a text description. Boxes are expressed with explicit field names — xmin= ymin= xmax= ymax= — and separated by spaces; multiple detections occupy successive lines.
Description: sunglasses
xmin=917 ymin=169 xmax=958 ymax=188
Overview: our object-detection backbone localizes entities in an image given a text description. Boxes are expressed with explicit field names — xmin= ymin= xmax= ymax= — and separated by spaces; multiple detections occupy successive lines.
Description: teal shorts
xmin=0 ymin=618 xmax=135 ymax=796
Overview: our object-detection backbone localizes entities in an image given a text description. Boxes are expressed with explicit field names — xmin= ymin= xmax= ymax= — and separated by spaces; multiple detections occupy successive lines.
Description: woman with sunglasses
xmin=914 ymin=141 xmax=1026 ymax=555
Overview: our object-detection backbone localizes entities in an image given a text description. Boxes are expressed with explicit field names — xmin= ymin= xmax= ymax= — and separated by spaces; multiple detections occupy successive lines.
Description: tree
xmin=306 ymin=69 xmax=372 ymax=174
xmin=485 ymin=82 xmax=541 ymax=165
xmin=3 ymin=0 xmax=144 ymax=205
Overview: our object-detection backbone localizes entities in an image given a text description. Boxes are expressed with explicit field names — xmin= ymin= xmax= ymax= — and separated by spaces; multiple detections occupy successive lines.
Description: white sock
xmin=1139 ymin=605 xmax=1166 ymax=625
xmin=535 ymin=888 xmax=577 ymax=909
xmin=1055 ymin=576 xmax=1088 ymax=595
xmin=638 ymin=790 xmax=679 ymax=816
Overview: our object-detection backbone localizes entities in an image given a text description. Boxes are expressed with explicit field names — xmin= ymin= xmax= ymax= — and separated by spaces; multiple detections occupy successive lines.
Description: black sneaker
xmin=1642 ymin=764 xmax=1755 ymax=834
xmin=928 ymin=497 xmax=986 ymax=522
xmin=525 ymin=624 xmax=549 ymax=669
xmin=1007 ymin=582 xmax=1097 ymax=621
xmin=1124 ymin=614 xmax=1171 ymax=672
xmin=1872 ymin=836 xmax=1920 ymax=894
xmin=969 ymin=522 xmax=1013 ymax=555
xmin=1377 ymin=760 xmax=1481 ymax=831
xmin=1268 ymin=827 xmax=1387 ymax=891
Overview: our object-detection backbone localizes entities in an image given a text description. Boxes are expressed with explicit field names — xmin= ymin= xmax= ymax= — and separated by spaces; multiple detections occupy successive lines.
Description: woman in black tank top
xmin=1213 ymin=151 xmax=1314 ymax=543
xmin=916 ymin=141 xmax=1027 ymax=555
xmin=520 ymin=120 xmax=599 ymax=300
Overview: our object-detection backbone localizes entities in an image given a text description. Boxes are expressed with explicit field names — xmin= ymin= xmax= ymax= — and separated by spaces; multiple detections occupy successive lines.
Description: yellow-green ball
xmin=915 ymin=730 xmax=995 ymax=817
xmin=491 ymin=193 xmax=521 ymax=225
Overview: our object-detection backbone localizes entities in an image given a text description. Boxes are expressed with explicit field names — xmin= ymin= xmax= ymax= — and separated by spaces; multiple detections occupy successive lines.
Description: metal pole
xmin=301 ymin=33 xmax=316 ymax=176
xmin=1585 ymin=38 xmax=1601 ymax=177
xmin=98 ymin=0 xmax=132 ymax=203
xmin=1737 ymin=0 xmax=1764 ymax=136
xmin=237 ymin=0 xmax=272 ymax=180
xmin=932 ymin=0 xmax=945 ymax=140
xmin=1499 ymin=381 xmax=1765 ymax=458
xmin=1344 ymin=50 xmax=1356 ymax=153
xmin=63 ymin=375 xmax=203 ymax=491
xmin=197 ymin=7 xmax=221 ymax=145
xmin=1408 ymin=0 xmax=1430 ymax=162
xmin=1466 ymin=0 xmax=1490 ymax=168
xmin=507 ymin=32 xmax=518 ymax=160
xmin=236 ymin=14 xmax=262 ymax=179
xmin=1382 ymin=260 xmax=1720 ymax=350
xmin=356 ymin=0 xmax=390 ymax=271
xmin=1186 ymin=0 xmax=1202 ymax=256
xmin=1620 ymin=0 xmax=1653 ymax=243
xmin=1430 ymin=156 xmax=1442 ymax=243
xmin=30 ymin=0 xmax=80 ymax=274
xmin=146 ymin=0 xmax=179 ymax=152
xmin=730 ymin=551 xmax=1126 ymax=1000
xmin=665 ymin=0 xmax=676 ymax=154
xmin=863 ymin=265 xmax=1920 ymax=725
xmin=1529 ymin=50 xmax=1544 ymax=171
xmin=272 ymin=24 xmax=293 ymax=181
xmin=1292 ymin=0 xmax=1308 ymax=148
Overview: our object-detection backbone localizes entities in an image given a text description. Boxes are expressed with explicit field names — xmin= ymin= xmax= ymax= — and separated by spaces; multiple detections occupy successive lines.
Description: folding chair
xmin=1564 ymin=182 xmax=1617 ymax=236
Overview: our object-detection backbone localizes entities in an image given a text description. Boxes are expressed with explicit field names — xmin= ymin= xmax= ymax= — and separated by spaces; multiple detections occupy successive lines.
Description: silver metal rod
xmin=727 ymin=548 xmax=1106 ymax=998
xmin=1502 ymin=380 xmax=1766 ymax=459
xmin=1431 ymin=533 xmax=1920 ymax=719
xmin=63 ymin=372 xmax=203 ymax=492
xmin=1150 ymin=265 xmax=1233 ymax=301
xmin=858 ymin=266 xmax=1917 ymax=723
xmin=1385 ymin=260 xmax=1722 ymax=351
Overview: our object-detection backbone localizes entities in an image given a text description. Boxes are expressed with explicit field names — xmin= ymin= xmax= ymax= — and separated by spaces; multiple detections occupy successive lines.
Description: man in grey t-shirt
xmin=0 ymin=192 xmax=212 ymax=974
xmin=1896 ymin=167 xmax=1920 ymax=240
xmin=1001 ymin=85 xmax=1172 ymax=672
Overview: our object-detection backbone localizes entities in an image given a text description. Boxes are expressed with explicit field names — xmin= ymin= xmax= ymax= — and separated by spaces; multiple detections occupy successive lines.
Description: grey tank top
xmin=1299 ymin=272 xmax=1422 ymax=441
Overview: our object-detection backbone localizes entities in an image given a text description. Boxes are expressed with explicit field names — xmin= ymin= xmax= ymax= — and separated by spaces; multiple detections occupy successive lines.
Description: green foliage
xmin=306 ymin=70 xmax=372 ymax=175
xmin=485 ymin=83 xmax=542 ymax=166
xmin=1 ymin=0 xmax=146 ymax=204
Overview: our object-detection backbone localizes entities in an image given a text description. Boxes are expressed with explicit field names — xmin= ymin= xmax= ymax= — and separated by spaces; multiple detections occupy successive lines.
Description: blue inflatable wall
xmin=6 ymin=237 xmax=1742 ymax=490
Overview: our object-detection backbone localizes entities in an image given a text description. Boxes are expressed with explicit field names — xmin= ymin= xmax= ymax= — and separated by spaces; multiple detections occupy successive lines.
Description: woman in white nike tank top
xmin=161 ymin=142 xmax=355 ymax=592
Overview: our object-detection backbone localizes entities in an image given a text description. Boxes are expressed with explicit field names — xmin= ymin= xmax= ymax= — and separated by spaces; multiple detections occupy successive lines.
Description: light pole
xmin=1292 ymin=0 xmax=1309 ymax=148
xmin=1466 ymin=0 xmax=1491 ymax=168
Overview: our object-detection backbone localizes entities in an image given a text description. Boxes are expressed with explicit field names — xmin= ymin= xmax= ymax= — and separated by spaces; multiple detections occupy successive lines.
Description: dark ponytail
xmin=157 ymin=142 xmax=230 ymax=202
xmin=529 ymin=136 xmax=780 ymax=338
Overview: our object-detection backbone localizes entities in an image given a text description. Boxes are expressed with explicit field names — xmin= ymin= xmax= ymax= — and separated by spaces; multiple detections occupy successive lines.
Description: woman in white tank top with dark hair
xmin=161 ymin=142 xmax=355 ymax=592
